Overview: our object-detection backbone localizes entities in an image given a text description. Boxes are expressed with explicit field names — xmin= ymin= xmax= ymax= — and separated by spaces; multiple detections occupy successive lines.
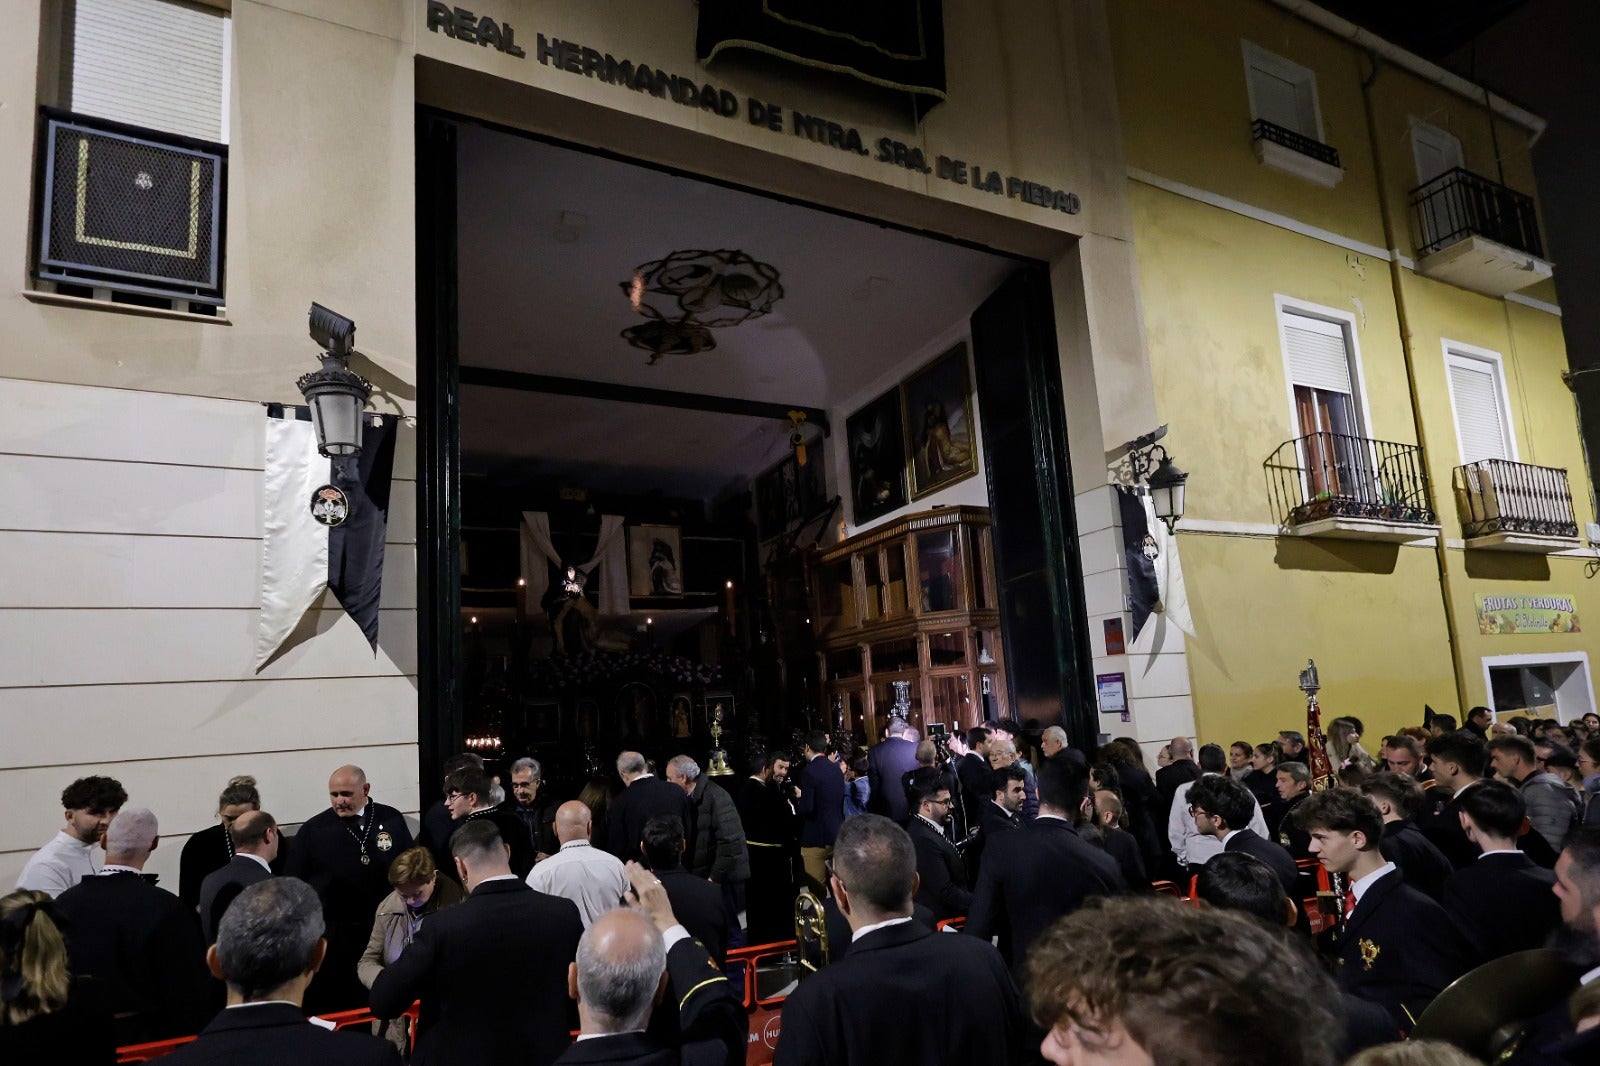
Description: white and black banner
xmin=1117 ymin=486 xmax=1195 ymax=650
xmin=255 ymin=407 xmax=396 ymax=670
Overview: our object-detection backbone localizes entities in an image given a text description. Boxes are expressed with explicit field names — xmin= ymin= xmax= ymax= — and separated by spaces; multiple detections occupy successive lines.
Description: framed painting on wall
xmin=628 ymin=524 xmax=684 ymax=597
xmin=846 ymin=387 xmax=909 ymax=523
xmin=903 ymin=342 xmax=978 ymax=498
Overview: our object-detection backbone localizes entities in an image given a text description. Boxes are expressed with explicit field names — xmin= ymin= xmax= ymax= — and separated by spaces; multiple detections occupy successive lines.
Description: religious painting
xmin=628 ymin=524 xmax=683 ymax=597
xmin=755 ymin=453 xmax=826 ymax=541
xmin=669 ymin=694 xmax=694 ymax=738
xmin=903 ymin=343 xmax=978 ymax=499
xmin=846 ymin=387 xmax=909 ymax=523
xmin=703 ymin=693 xmax=736 ymax=732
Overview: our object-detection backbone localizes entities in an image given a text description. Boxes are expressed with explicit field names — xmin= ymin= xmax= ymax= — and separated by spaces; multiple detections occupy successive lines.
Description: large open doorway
xmin=415 ymin=111 xmax=1095 ymax=795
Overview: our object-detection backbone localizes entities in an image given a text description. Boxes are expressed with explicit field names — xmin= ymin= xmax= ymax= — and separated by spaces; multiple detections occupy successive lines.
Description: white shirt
xmin=1349 ymin=862 xmax=1398 ymax=905
xmin=15 ymin=831 xmax=101 ymax=897
xmin=1167 ymin=776 xmax=1268 ymax=866
xmin=526 ymin=840 xmax=630 ymax=927
xmin=852 ymin=915 xmax=914 ymax=942
xmin=1477 ymin=848 xmax=1521 ymax=861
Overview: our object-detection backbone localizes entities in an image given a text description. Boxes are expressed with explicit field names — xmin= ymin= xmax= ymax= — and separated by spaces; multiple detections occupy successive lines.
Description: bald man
xmin=1157 ymin=735 xmax=1202 ymax=825
xmin=286 ymin=764 xmax=413 ymax=1013
xmin=528 ymin=800 xmax=631 ymax=926
xmin=198 ymin=809 xmax=278 ymax=943
xmin=556 ymin=864 xmax=744 ymax=1066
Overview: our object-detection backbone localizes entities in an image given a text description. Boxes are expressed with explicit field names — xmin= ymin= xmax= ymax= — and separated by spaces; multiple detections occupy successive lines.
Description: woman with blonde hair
xmin=1328 ymin=716 xmax=1376 ymax=775
xmin=0 ymin=890 xmax=113 ymax=1060
xmin=179 ymin=774 xmax=272 ymax=911
xmin=359 ymin=846 xmax=463 ymax=1052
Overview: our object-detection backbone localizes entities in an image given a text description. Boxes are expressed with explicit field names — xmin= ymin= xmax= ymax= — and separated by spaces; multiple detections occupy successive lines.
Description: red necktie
xmin=1343 ymin=891 xmax=1357 ymax=920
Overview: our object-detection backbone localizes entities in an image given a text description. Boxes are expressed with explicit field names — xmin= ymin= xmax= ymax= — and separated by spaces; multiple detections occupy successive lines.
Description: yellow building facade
xmin=1110 ymin=0 xmax=1596 ymax=745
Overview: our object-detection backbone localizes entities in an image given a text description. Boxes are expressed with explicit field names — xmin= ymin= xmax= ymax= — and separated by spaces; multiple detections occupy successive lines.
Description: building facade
xmin=0 ymin=0 xmax=1589 ymax=887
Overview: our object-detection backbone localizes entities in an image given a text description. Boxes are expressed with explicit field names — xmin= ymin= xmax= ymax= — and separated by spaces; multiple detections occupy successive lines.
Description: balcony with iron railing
xmin=1265 ymin=434 xmax=1439 ymax=542
xmin=1408 ymin=167 xmax=1551 ymax=297
xmin=1454 ymin=458 xmax=1580 ymax=552
xmin=1250 ymin=118 xmax=1344 ymax=187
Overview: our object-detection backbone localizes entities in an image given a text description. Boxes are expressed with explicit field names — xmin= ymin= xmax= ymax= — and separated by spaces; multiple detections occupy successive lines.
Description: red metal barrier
xmin=116 ymin=1003 xmax=422 ymax=1063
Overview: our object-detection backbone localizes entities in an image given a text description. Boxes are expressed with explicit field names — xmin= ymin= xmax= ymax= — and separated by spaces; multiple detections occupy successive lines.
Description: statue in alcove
xmin=544 ymin=562 xmax=600 ymax=657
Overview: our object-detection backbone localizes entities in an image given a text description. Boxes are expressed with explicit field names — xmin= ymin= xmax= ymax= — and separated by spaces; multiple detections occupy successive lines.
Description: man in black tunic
xmin=285 ymin=764 xmax=413 ymax=1013
xmin=736 ymin=749 xmax=796 ymax=944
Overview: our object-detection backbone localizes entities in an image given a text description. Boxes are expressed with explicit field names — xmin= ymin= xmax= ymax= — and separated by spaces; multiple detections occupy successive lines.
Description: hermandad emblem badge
xmin=310 ymin=485 xmax=350 ymax=527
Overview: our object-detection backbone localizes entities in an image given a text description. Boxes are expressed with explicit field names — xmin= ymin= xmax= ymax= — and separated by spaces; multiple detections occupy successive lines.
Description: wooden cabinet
xmin=812 ymin=507 xmax=1008 ymax=744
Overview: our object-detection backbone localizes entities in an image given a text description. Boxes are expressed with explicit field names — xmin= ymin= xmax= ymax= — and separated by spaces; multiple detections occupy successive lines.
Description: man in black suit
xmin=370 ymin=820 xmax=585 ymax=1066
xmin=774 ymin=814 xmax=1028 ymax=1065
xmin=556 ymin=866 xmax=744 ymax=1066
xmin=794 ymin=731 xmax=845 ymax=896
xmin=1090 ymin=788 xmax=1148 ymax=889
xmin=608 ymin=751 xmax=694 ymax=862
xmin=285 ymin=764 xmax=414 ymax=1013
xmin=965 ymin=754 xmax=1126 ymax=970
xmin=444 ymin=765 xmax=537 ymax=879
xmin=1360 ymin=771 xmax=1453 ymax=901
xmin=1271 ymin=761 xmax=1314 ymax=861
xmin=1193 ymin=854 xmax=1399 ymax=1059
xmin=735 ymin=749 xmax=797 ymax=944
xmin=199 ymin=810 xmax=278 ymax=943
xmin=418 ymin=753 xmax=484 ymax=879
xmin=965 ymin=765 xmax=1024 ymax=878
xmin=1187 ymin=774 xmax=1300 ymax=901
xmin=1155 ymin=735 xmax=1202 ymax=822
xmin=954 ymin=726 xmax=992 ymax=813
xmin=988 ymin=736 xmax=1040 ymax=822
xmin=160 ymin=878 xmax=399 ymax=1066
xmin=864 ymin=716 xmax=920 ymax=823
xmin=55 ymin=806 xmax=213 ymax=1044
xmin=1442 ymin=779 xmax=1560 ymax=965
xmin=504 ymin=756 xmax=559 ymax=859
xmin=1296 ymin=787 xmax=1470 ymax=1032
xmin=1422 ymin=732 xmax=1560 ymax=871
xmin=904 ymin=768 xmax=971 ymax=922
xmin=639 ymin=814 xmax=727 ymax=966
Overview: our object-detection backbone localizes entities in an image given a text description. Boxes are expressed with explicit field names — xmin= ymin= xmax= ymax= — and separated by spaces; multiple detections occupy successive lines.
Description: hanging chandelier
xmin=620 ymin=248 xmax=783 ymax=364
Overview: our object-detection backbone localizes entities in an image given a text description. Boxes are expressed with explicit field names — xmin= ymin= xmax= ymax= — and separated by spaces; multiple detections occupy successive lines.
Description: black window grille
xmin=1251 ymin=119 xmax=1341 ymax=169
xmin=34 ymin=108 xmax=226 ymax=305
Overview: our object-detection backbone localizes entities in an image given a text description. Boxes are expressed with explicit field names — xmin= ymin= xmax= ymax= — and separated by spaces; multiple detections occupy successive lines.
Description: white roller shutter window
xmin=1284 ymin=314 xmax=1353 ymax=395
xmin=1449 ymin=355 xmax=1512 ymax=464
xmin=69 ymin=0 xmax=228 ymax=144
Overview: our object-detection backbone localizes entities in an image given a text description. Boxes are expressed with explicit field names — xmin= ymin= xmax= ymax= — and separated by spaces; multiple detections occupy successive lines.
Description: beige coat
xmin=358 ymin=876 xmax=462 ymax=1053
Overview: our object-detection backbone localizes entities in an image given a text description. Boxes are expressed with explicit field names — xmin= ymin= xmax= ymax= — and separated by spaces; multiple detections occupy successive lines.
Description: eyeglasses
xmin=929 ymin=796 xmax=954 ymax=808
xmin=445 ymin=791 xmax=464 ymax=802
xmin=825 ymin=860 xmax=846 ymax=892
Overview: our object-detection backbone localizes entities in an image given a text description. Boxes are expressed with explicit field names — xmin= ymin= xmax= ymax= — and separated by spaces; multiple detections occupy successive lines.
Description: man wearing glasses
xmin=903 ymin=767 xmax=972 ymax=922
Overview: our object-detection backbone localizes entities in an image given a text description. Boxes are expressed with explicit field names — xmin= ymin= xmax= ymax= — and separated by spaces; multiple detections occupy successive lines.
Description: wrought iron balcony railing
xmin=1265 ymin=433 xmax=1437 ymax=530
xmin=1251 ymin=119 xmax=1341 ymax=169
xmin=1410 ymin=167 xmax=1543 ymax=260
xmin=1454 ymin=459 xmax=1578 ymax=540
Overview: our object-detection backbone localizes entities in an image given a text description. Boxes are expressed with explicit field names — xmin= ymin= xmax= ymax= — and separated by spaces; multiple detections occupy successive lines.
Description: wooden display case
xmin=812 ymin=507 xmax=1008 ymax=743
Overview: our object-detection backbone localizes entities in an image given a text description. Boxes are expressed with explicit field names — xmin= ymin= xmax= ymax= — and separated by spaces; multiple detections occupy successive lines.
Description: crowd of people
xmin=5 ymin=707 xmax=1600 ymax=1065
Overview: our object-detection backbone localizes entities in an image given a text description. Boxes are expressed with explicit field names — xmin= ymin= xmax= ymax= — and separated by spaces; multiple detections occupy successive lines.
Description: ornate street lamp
xmin=1125 ymin=427 xmax=1189 ymax=533
xmin=297 ymin=302 xmax=370 ymax=458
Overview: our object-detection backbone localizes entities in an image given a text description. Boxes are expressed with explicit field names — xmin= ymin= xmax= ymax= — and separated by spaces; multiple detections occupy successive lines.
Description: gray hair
xmin=886 ymin=716 xmax=909 ymax=738
xmin=667 ymin=755 xmax=701 ymax=782
xmin=1042 ymin=726 xmax=1068 ymax=746
xmin=576 ymin=912 xmax=666 ymax=1031
xmin=215 ymin=878 xmax=326 ymax=999
xmin=510 ymin=757 xmax=542 ymax=780
xmin=487 ymin=783 xmax=505 ymax=806
xmin=617 ymin=751 xmax=648 ymax=777
xmin=833 ymin=815 xmax=916 ymax=912
xmin=104 ymin=807 xmax=158 ymax=858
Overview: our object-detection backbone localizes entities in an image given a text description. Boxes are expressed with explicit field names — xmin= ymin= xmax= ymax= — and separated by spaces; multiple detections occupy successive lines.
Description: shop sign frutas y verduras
xmin=1475 ymin=593 xmax=1581 ymax=635
xmin=424 ymin=2 xmax=1082 ymax=216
